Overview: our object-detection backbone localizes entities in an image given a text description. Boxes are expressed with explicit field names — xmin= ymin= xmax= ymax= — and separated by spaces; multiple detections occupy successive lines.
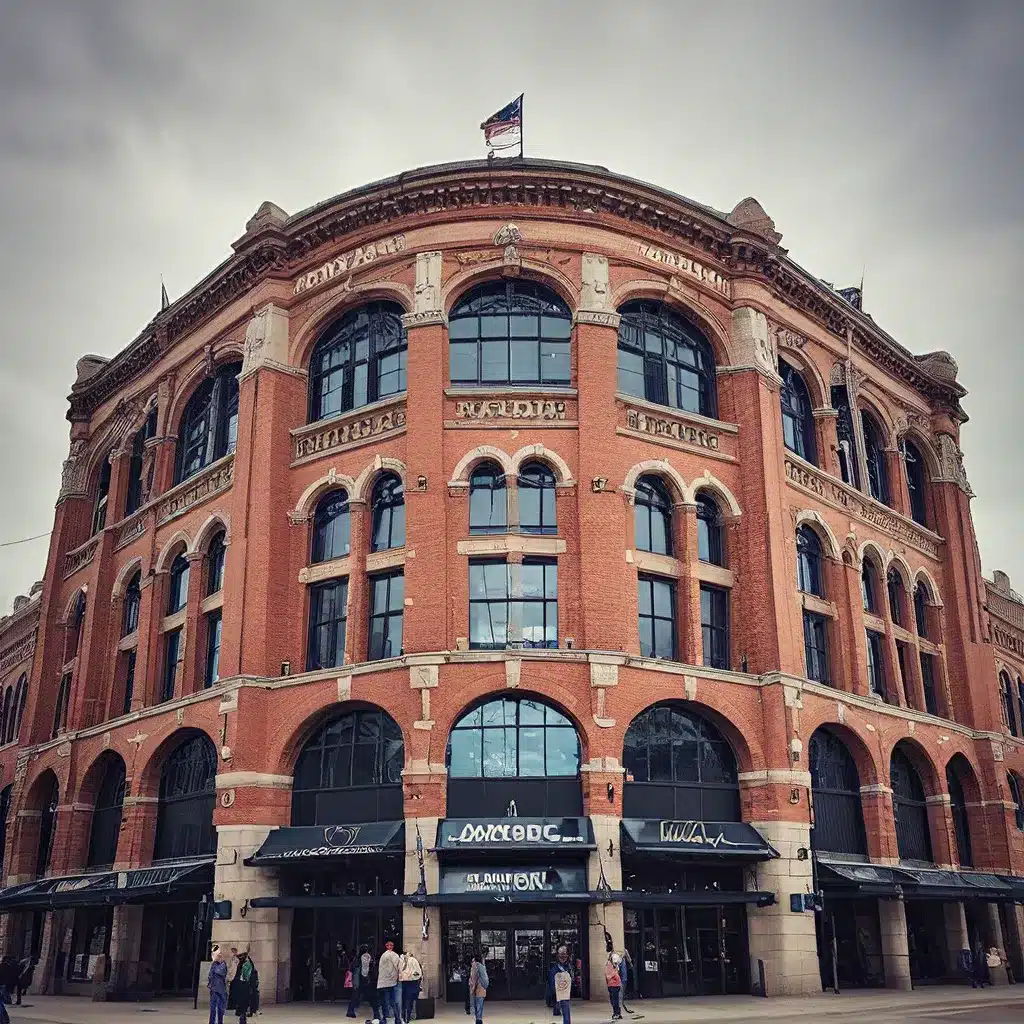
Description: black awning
xmin=438 ymin=862 xmax=589 ymax=903
xmin=618 ymin=890 xmax=776 ymax=907
xmin=0 ymin=859 xmax=213 ymax=910
xmin=245 ymin=822 xmax=405 ymax=866
xmin=896 ymin=867 xmax=1011 ymax=901
xmin=620 ymin=819 xmax=778 ymax=859
xmin=435 ymin=817 xmax=595 ymax=855
xmin=999 ymin=876 xmax=1024 ymax=901
xmin=817 ymin=861 xmax=906 ymax=897
xmin=424 ymin=891 xmax=596 ymax=906
xmin=250 ymin=894 xmax=405 ymax=910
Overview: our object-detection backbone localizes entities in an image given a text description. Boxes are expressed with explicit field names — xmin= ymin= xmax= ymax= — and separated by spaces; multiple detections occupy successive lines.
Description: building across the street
xmin=1 ymin=157 xmax=1023 ymax=1006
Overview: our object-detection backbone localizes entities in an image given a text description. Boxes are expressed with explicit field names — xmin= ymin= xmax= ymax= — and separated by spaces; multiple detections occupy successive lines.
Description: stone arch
xmin=807 ymin=720 xmax=882 ymax=788
xmin=61 ymin=586 xmax=88 ymax=624
xmin=509 ymin=444 xmax=574 ymax=486
xmin=291 ymin=469 xmax=359 ymax=521
xmin=135 ymin=725 xmax=220 ymax=800
xmin=290 ymin=282 xmax=415 ymax=372
xmin=191 ymin=513 xmax=231 ymax=554
xmin=858 ymin=392 xmax=897 ymax=448
xmin=77 ymin=749 xmax=128 ymax=807
xmin=111 ymin=558 xmax=144 ymax=599
xmin=777 ymin=347 xmax=829 ymax=410
xmin=885 ymin=552 xmax=914 ymax=591
xmin=164 ymin=349 xmax=244 ymax=441
xmin=914 ymin=568 xmax=942 ymax=606
xmin=610 ymin=280 xmax=733 ymax=367
xmin=901 ymin=427 xmax=942 ymax=481
xmin=857 ymin=540 xmax=887 ymax=573
xmin=449 ymin=445 xmax=516 ymax=486
xmin=154 ymin=530 xmax=192 ymax=574
xmin=622 ymin=459 xmax=688 ymax=505
xmin=687 ymin=471 xmax=742 ymax=518
xmin=794 ymin=510 xmax=841 ymax=559
xmin=886 ymin=735 xmax=941 ymax=798
xmin=945 ymin=749 xmax=982 ymax=804
xmin=352 ymin=456 xmax=408 ymax=503
xmin=441 ymin=261 xmax=579 ymax=321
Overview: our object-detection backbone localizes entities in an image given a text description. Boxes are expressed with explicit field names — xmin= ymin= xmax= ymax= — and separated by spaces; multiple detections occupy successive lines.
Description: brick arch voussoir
xmin=804 ymin=718 xmax=883 ymax=788
xmin=134 ymin=725 xmax=219 ymax=800
xmin=886 ymin=735 xmax=942 ymax=798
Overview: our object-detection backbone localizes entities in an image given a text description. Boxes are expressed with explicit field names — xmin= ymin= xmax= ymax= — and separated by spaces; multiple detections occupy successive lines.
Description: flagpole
xmin=520 ymin=93 xmax=525 ymax=158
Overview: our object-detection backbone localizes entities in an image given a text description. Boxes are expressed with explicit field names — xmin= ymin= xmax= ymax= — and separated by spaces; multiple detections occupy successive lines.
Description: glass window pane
xmin=447 ymin=317 xmax=477 ymax=340
xmin=450 ymin=343 xmax=478 ymax=381
xmin=546 ymin=728 xmax=579 ymax=776
xmin=638 ymin=580 xmax=652 ymax=615
xmin=652 ymin=580 xmax=673 ymax=617
xmin=519 ymin=700 xmax=545 ymax=725
xmin=540 ymin=341 xmax=570 ymax=383
xmin=480 ymin=315 xmax=507 ymax=339
xmin=653 ymin=617 xmax=674 ymax=659
xmin=482 ymin=727 xmax=517 ymax=777
xmin=449 ymin=730 xmax=480 ymax=777
xmin=649 ymin=740 xmax=672 ymax=781
xmin=518 ymin=728 xmax=544 ymax=776
xmin=510 ymin=339 xmax=536 ymax=382
xmin=521 ymin=562 xmax=545 ymax=598
xmin=541 ymin=316 xmax=571 ymax=340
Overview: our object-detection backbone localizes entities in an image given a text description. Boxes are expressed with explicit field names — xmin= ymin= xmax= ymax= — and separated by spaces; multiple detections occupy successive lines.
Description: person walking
xmin=605 ymin=954 xmax=623 ymax=1020
xmin=972 ymin=941 xmax=989 ymax=988
xmin=618 ymin=949 xmax=636 ymax=1013
xmin=549 ymin=945 xmax=573 ymax=1024
xmin=377 ymin=940 xmax=403 ymax=1024
xmin=15 ymin=956 xmax=33 ymax=1005
xmin=399 ymin=949 xmax=423 ymax=1022
xmin=347 ymin=945 xmax=378 ymax=1019
xmin=468 ymin=949 xmax=489 ymax=1024
xmin=232 ymin=951 xmax=259 ymax=1024
xmin=207 ymin=945 xmax=229 ymax=1024
xmin=0 ymin=954 xmax=17 ymax=1024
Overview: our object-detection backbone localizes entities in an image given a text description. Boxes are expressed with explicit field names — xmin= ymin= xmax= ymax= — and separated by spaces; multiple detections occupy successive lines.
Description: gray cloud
xmin=1 ymin=0 xmax=1021 ymax=611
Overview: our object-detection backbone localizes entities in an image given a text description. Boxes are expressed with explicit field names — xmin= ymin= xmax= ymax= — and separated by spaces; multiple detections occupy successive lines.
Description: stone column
xmin=983 ymin=902 xmax=1009 ymax=984
xmin=345 ymin=500 xmax=370 ymax=664
xmin=746 ymin=820 xmax=820 ymax=996
xmin=403 ymin=816 xmax=441 ymax=1004
xmin=29 ymin=910 xmax=58 ymax=994
xmin=108 ymin=904 xmax=145 ymax=996
xmin=942 ymin=901 xmax=969 ymax=976
xmin=885 ymin=448 xmax=911 ymax=519
xmin=877 ymin=899 xmax=912 ymax=990
xmin=813 ymin=407 xmax=840 ymax=479
xmin=587 ymin=814 xmax=623 ymax=1000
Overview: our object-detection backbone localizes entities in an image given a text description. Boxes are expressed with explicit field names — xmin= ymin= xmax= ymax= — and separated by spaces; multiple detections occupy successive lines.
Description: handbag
xmin=344 ymin=969 xmax=353 ymax=988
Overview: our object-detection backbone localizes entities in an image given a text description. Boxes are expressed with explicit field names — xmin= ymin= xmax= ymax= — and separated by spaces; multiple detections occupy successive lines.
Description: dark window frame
xmin=779 ymin=359 xmax=817 ymax=465
xmin=174 ymin=362 xmax=241 ymax=485
xmin=887 ymin=570 xmax=906 ymax=628
xmin=52 ymin=672 xmax=72 ymax=738
xmin=206 ymin=532 xmax=226 ymax=595
xmin=700 ymin=583 xmax=730 ymax=670
xmin=469 ymin=462 xmax=508 ymax=535
xmin=121 ymin=649 xmax=136 ymax=717
xmin=861 ymin=560 xmax=878 ymax=613
xmin=86 ymin=757 xmax=127 ymax=869
xmin=634 ymin=475 xmax=673 ymax=556
xmin=306 ymin=578 xmax=349 ymax=672
xmin=122 ymin=572 xmax=142 ymax=637
xmin=204 ymin=610 xmax=222 ymax=688
xmin=920 ymin=652 xmax=938 ymax=717
xmin=162 ymin=629 xmax=182 ymax=702
xmin=914 ymin=582 xmax=930 ymax=638
xmin=1009 ymin=772 xmax=1024 ymax=832
xmin=946 ymin=762 xmax=974 ymax=868
xmin=638 ymin=574 xmax=676 ymax=660
xmin=903 ymin=439 xmax=928 ymax=526
xmin=368 ymin=570 xmax=404 ymax=661
xmin=1001 ymin=672 xmax=1019 ymax=737
xmin=370 ymin=473 xmax=405 ymax=552
xmin=468 ymin=558 xmax=558 ymax=650
xmin=125 ymin=410 xmax=157 ymax=516
xmin=831 ymin=385 xmax=860 ymax=488
xmin=35 ymin=775 xmax=59 ymax=878
xmin=696 ymin=494 xmax=725 ymax=566
xmin=803 ymin=610 xmax=830 ymax=684
xmin=167 ymin=554 xmax=190 ymax=614
xmin=808 ymin=728 xmax=867 ymax=856
xmin=311 ymin=490 xmax=351 ymax=564
xmin=866 ymin=629 xmax=887 ymax=699
xmin=862 ymin=410 xmax=890 ymax=506
xmin=518 ymin=461 xmax=557 ymax=536
xmin=796 ymin=526 xmax=824 ymax=596
xmin=92 ymin=457 xmax=111 ymax=536
xmin=153 ymin=735 xmax=217 ymax=861
xmin=890 ymin=746 xmax=934 ymax=863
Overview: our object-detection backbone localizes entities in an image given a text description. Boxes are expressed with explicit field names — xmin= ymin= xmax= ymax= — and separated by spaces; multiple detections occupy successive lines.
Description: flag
xmin=481 ymin=94 xmax=523 ymax=154
xmin=161 ymin=280 xmax=170 ymax=310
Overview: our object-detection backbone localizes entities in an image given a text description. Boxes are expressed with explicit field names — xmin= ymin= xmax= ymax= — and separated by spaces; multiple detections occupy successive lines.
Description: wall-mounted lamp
xmin=280 ymin=661 xmax=291 ymax=677
xmin=607 ymin=782 xmax=615 ymax=803
xmin=607 ymin=840 xmax=615 ymax=858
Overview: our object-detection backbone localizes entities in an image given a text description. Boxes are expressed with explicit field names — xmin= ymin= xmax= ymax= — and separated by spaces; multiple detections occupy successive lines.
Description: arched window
xmin=861 ymin=411 xmax=890 ymax=506
xmin=153 ymin=734 xmax=217 ymax=861
xmin=861 ymin=560 xmax=879 ymax=613
xmin=796 ymin=526 xmax=824 ymax=596
xmin=448 ymin=280 xmax=571 ymax=387
xmin=1008 ymin=772 xmax=1024 ymax=832
xmin=311 ymin=491 xmax=351 ymax=563
xmin=67 ymin=590 xmax=87 ymax=660
xmin=634 ymin=476 xmax=673 ymax=556
xmin=809 ymin=729 xmax=867 ymax=855
xmin=292 ymin=707 xmax=404 ymax=825
xmin=92 ymin=456 xmax=111 ymax=535
xmin=0 ymin=784 xmax=11 ymax=879
xmin=14 ymin=676 xmax=26 ymax=741
xmin=206 ymin=532 xmax=226 ymax=595
xmin=887 ymin=570 xmax=906 ymax=628
xmin=890 ymin=746 xmax=933 ymax=863
xmin=779 ymin=359 xmax=817 ymax=464
xmin=447 ymin=696 xmax=581 ymax=817
xmin=167 ymin=553 xmax=190 ymax=614
xmin=174 ymin=361 xmax=241 ymax=484
xmin=122 ymin=571 xmax=142 ymax=636
xmin=53 ymin=672 xmax=72 ymax=738
xmin=469 ymin=462 xmax=507 ymax=535
xmin=945 ymin=759 xmax=973 ymax=868
xmin=0 ymin=688 xmax=11 ymax=746
xmin=696 ymin=495 xmax=725 ymax=566
xmin=125 ymin=409 xmax=157 ymax=516
xmin=35 ymin=773 xmax=59 ymax=878
xmin=903 ymin=439 xmax=928 ymax=526
xmin=86 ymin=756 xmax=126 ymax=869
xmin=1018 ymin=679 xmax=1024 ymax=741
xmin=370 ymin=474 xmax=405 ymax=552
xmin=1000 ymin=672 xmax=1019 ymax=737
xmin=518 ymin=461 xmax=556 ymax=535
xmin=914 ymin=582 xmax=929 ymax=638
xmin=308 ymin=302 xmax=407 ymax=422
xmin=623 ymin=703 xmax=739 ymax=820
xmin=617 ymin=301 xmax=717 ymax=417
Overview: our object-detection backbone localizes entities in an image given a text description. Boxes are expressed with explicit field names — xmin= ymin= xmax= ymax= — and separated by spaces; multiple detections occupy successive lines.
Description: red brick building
xmin=1 ymin=158 xmax=1023 ymax=1005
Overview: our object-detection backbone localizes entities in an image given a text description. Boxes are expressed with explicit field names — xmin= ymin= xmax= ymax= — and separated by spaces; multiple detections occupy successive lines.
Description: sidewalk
xmin=7 ymin=986 xmax=1024 ymax=1024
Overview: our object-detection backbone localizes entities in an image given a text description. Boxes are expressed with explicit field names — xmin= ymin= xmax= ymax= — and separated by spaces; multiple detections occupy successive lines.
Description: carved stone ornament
xmin=58 ymin=440 xmax=89 ymax=500
xmin=580 ymin=253 xmax=611 ymax=312
xmin=241 ymin=303 xmax=291 ymax=377
xmin=293 ymin=234 xmax=406 ymax=297
xmin=493 ymin=223 xmax=523 ymax=247
xmin=402 ymin=251 xmax=445 ymax=329
xmin=732 ymin=307 xmax=779 ymax=377
xmin=725 ymin=197 xmax=783 ymax=246
xmin=936 ymin=433 xmax=973 ymax=495
xmin=776 ymin=326 xmax=807 ymax=350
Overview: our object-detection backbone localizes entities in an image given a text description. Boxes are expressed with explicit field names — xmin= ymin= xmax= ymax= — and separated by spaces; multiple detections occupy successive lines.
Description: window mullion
xmin=508 ymin=562 xmax=522 ymax=646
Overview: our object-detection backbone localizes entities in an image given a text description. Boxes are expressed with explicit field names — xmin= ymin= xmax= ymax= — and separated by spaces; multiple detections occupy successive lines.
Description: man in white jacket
xmin=377 ymin=942 xmax=403 ymax=1024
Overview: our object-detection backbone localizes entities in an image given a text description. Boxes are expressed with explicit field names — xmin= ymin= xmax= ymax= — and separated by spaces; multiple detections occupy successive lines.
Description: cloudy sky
xmin=0 ymin=1 xmax=1021 ymax=614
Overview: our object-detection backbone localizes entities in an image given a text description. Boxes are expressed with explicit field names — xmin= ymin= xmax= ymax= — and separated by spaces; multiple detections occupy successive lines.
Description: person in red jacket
xmin=604 ymin=954 xmax=623 ymax=1020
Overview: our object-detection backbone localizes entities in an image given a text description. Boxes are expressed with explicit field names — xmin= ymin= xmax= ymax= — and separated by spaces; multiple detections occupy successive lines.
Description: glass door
xmin=688 ymin=906 xmax=724 ymax=996
xmin=655 ymin=908 xmax=688 ymax=996
xmin=511 ymin=928 xmax=545 ymax=998
xmin=480 ymin=927 xmax=509 ymax=998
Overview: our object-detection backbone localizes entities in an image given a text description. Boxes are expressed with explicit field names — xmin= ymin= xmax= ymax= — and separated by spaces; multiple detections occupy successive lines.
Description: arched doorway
xmin=619 ymin=703 xmax=764 ymax=999
xmin=140 ymin=733 xmax=217 ymax=996
xmin=808 ymin=728 xmax=884 ymax=990
xmin=273 ymin=706 xmax=406 ymax=1003
xmin=440 ymin=695 xmax=587 ymax=1003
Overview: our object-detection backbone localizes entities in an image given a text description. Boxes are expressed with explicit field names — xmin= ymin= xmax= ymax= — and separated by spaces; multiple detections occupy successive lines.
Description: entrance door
xmin=511 ymin=928 xmax=545 ymax=999
xmin=142 ymin=901 xmax=207 ymax=995
xmin=905 ymin=902 xmax=948 ymax=983
xmin=817 ymin=898 xmax=885 ymax=990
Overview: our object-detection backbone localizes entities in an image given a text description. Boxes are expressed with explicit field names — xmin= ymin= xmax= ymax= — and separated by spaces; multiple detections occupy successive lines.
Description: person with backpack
xmin=549 ymin=945 xmax=573 ymax=1024
xmin=346 ymin=944 xmax=379 ymax=1019
xmin=468 ymin=948 xmax=489 ymax=1024
xmin=377 ymin=941 xmax=403 ymax=1024
xmin=232 ymin=951 xmax=259 ymax=1024
xmin=399 ymin=949 xmax=423 ymax=1022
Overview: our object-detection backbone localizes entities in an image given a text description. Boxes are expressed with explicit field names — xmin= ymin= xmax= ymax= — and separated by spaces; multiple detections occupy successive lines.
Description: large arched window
xmin=292 ymin=707 xmax=404 ymax=825
xmin=370 ymin=474 xmax=405 ymax=552
xmin=634 ymin=476 xmax=673 ymax=556
xmin=174 ymin=361 xmax=241 ymax=484
xmin=0 ymin=687 xmax=12 ymax=746
xmin=206 ymin=531 xmax=226 ymax=595
xmin=0 ymin=784 xmax=11 ymax=879
xmin=617 ymin=301 xmax=717 ymax=417
xmin=469 ymin=462 xmax=507 ymax=534
xmin=809 ymin=729 xmax=867 ymax=856
xmin=167 ymin=553 xmax=190 ymax=614
xmin=92 ymin=456 xmax=111 ymax=535
xmin=696 ymin=494 xmax=725 ymax=566
xmin=86 ymin=756 xmax=127 ymax=869
xmin=945 ymin=758 xmax=973 ymax=868
xmin=622 ymin=703 xmax=739 ymax=820
xmin=861 ymin=560 xmax=879 ymax=613
xmin=914 ymin=582 xmax=930 ymax=638
xmin=308 ymin=302 xmax=407 ymax=423
xmin=518 ymin=461 xmax=556 ymax=535
xmin=1008 ymin=772 xmax=1024 ymax=832
xmin=311 ymin=490 xmax=351 ymax=563
xmin=779 ymin=359 xmax=817 ymax=464
xmin=153 ymin=734 xmax=217 ymax=861
xmin=1000 ymin=671 xmax=1019 ymax=737
xmin=890 ymin=745 xmax=933 ymax=863
xmin=903 ymin=439 xmax=928 ymax=526
xmin=67 ymin=590 xmax=87 ymax=660
xmin=861 ymin=411 xmax=890 ymax=506
xmin=12 ymin=675 xmax=27 ymax=743
xmin=447 ymin=696 xmax=582 ymax=817
xmin=123 ymin=571 xmax=142 ymax=636
xmin=887 ymin=570 xmax=906 ymax=628
xmin=1018 ymin=679 xmax=1024 ymax=742
xmin=796 ymin=525 xmax=824 ymax=596
xmin=35 ymin=772 xmax=59 ymax=878
xmin=125 ymin=408 xmax=157 ymax=516
xmin=448 ymin=280 xmax=571 ymax=387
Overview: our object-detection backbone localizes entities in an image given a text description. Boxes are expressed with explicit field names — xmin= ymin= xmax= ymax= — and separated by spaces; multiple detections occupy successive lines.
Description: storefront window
xmin=66 ymin=907 xmax=112 ymax=982
xmin=153 ymin=734 xmax=217 ymax=861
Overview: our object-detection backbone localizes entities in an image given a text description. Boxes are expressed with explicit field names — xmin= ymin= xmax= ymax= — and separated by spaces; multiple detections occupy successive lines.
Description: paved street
xmin=6 ymin=987 xmax=1024 ymax=1024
